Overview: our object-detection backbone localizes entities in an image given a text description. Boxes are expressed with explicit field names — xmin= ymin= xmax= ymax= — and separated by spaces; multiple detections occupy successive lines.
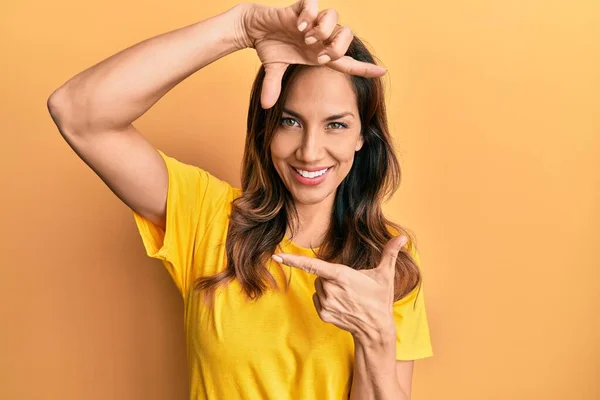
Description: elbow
xmin=47 ymin=87 xmax=71 ymax=126
xmin=47 ymin=87 xmax=85 ymax=138
xmin=47 ymin=85 xmax=69 ymax=111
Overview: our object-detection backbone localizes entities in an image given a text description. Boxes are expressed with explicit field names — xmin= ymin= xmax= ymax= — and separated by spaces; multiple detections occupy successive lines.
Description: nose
xmin=295 ymin=128 xmax=325 ymax=165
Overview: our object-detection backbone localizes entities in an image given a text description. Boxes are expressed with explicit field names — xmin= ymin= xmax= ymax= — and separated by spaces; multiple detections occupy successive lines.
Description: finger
xmin=325 ymin=55 xmax=387 ymax=77
xmin=292 ymin=0 xmax=319 ymax=32
xmin=272 ymin=253 xmax=342 ymax=281
xmin=304 ymin=8 xmax=338 ymax=45
xmin=312 ymin=292 xmax=334 ymax=323
xmin=261 ymin=63 xmax=289 ymax=109
xmin=315 ymin=25 xmax=352 ymax=64
xmin=314 ymin=277 xmax=327 ymax=299
xmin=312 ymin=292 xmax=325 ymax=317
xmin=312 ymin=292 xmax=322 ymax=312
xmin=377 ymin=235 xmax=408 ymax=271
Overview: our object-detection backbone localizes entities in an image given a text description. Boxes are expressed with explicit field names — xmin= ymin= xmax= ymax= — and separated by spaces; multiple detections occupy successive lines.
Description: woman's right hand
xmin=236 ymin=0 xmax=387 ymax=109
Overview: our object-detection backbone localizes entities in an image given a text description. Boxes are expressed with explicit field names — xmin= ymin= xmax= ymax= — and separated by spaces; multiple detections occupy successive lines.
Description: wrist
xmin=230 ymin=3 xmax=255 ymax=50
xmin=353 ymin=325 xmax=398 ymax=376
xmin=352 ymin=319 xmax=397 ymax=349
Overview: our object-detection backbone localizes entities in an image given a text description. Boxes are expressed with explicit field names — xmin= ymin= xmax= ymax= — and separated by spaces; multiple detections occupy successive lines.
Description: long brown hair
xmin=194 ymin=36 xmax=422 ymax=304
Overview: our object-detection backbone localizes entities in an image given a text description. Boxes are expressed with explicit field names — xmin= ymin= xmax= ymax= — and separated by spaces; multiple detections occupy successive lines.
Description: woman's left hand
xmin=272 ymin=235 xmax=408 ymax=342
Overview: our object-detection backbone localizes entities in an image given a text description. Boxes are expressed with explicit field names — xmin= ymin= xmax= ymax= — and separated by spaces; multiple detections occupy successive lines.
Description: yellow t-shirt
xmin=133 ymin=149 xmax=433 ymax=400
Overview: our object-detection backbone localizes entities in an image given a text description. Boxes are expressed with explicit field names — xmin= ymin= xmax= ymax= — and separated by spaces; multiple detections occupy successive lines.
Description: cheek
xmin=270 ymin=134 xmax=294 ymax=160
xmin=330 ymin=129 xmax=361 ymax=155
xmin=270 ymin=138 xmax=293 ymax=179
xmin=330 ymin=141 xmax=359 ymax=164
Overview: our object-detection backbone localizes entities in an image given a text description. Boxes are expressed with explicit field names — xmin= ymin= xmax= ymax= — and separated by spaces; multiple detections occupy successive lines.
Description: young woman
xmin=47 ymin=1 xmax=433 ymax=399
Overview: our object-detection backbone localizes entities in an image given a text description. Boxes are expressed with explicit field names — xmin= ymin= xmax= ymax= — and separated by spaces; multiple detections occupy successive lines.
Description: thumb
xmin=261 ymin=63 xmax=289 ymax=109
xmin=378 ymin=235 xmax=408 ymax=272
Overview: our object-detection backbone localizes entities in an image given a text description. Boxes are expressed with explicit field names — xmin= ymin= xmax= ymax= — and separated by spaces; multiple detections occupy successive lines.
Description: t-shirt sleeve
xmin=132 ymin=149 xmax=233 ymax=298
xmin=393 ymin=242 xmax=434 ymax=360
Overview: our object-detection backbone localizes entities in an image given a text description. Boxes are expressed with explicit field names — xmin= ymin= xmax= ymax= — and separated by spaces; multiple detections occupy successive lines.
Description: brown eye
xmin=328 ymin=122 xmax=347 ymax=130
xmin=280 ymin=117 xmax=299 ymax=127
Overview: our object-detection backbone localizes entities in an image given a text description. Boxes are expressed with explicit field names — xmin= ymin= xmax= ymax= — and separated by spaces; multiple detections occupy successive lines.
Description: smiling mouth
xmin=293 ymin=166 xmax=331 ymax=179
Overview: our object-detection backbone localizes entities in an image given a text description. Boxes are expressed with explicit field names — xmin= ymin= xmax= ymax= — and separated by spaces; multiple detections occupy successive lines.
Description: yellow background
xmin=1 ymin=0 xmax=598 ymax=399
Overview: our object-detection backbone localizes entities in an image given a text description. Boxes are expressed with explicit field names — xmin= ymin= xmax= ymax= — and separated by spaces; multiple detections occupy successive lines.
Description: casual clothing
xmin=133 ymin=149 xmax=433 ymax=400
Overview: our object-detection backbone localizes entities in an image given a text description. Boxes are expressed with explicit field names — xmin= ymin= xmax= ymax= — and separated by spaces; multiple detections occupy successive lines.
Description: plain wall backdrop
xmin=1 ymin=0 xmax=598 ymax=399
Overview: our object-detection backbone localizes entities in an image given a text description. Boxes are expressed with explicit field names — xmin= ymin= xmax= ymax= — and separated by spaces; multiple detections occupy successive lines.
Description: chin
xmin=289 ymin=191 xmax=328 ymax=206
xmin=287 ymin=182 xmax=336 ymax=205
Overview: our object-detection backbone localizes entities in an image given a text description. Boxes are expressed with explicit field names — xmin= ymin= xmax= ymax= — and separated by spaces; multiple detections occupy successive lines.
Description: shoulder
xmin=156 ymin=150 xmax=243 ymax=216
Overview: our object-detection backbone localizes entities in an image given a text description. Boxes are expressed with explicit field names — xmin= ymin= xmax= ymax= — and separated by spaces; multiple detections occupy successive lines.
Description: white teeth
xmin=295 ymin=167 xmax=328 ymax=178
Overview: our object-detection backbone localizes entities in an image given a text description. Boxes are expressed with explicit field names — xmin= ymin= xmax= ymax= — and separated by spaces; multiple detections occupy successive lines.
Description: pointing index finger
xmin=272 ymin=253 xmax=341 ymax=281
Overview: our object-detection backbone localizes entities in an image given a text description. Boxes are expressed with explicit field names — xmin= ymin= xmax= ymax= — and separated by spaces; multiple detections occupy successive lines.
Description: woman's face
xmin=270 ymin=67 xmax=363 ymax=208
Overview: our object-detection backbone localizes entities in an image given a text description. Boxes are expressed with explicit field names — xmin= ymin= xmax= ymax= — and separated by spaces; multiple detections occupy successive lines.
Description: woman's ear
xmin=355 ymin=136 xmax=364 ymax=151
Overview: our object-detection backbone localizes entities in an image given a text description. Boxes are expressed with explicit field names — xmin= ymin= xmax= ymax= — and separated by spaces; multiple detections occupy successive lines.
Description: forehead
xmin=284 ymin=67 xmax=358 ymax=114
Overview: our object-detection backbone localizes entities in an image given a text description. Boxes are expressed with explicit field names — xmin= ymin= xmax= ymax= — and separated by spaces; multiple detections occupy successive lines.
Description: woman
xmin=47 ymin=1 xmax=433 ymax=399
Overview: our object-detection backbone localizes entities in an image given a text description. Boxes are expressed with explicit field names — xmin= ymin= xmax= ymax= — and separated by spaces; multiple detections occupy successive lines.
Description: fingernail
xmin=317 ymin=54 xmax=331 ymax=64
xmin=298 ymin=21 xmax=308 ymax=31
xmin=399 ymin=236 xmax=408 ymax=247
xmin=305 ymin=36 xmax=317 ymax=45
xmin=272 ymin=254 xmax=283 ymax=263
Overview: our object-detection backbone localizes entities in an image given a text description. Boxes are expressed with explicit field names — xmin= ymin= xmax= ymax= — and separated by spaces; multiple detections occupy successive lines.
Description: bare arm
xmin=350 ymin=337 xmax=413 ymax=399
xmin=47 ymin=3 xmax=252 ymax=228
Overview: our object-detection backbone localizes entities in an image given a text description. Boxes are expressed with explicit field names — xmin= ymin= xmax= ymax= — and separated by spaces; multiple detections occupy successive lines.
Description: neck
xmin=286 ymin=192 xmax=336 ymax=248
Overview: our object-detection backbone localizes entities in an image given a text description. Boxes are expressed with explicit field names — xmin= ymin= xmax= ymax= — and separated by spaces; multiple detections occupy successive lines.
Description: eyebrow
xmin=282 ymin=108 xmax=355 ymax=122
